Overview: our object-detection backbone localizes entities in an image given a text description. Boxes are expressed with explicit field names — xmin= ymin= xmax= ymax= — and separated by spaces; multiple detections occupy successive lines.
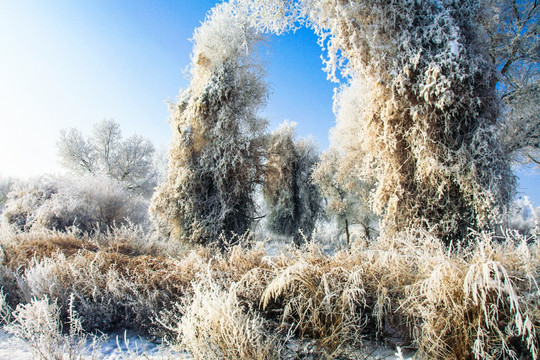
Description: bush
xmin=169 ymin=275 xmax=278 ymax=360
xmin=2 ymin=175 xmax=149 ymax=233
xmin=0 ymin=176 xmax=17 ymax=215
xmin=4 ymin=294 xmax=104 ymax=360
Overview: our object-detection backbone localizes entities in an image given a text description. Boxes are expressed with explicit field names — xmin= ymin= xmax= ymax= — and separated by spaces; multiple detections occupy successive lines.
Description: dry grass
xmin=163 ymin=274 xmax=278 ymax=360
xmin=3 ymin=293 xmax=105 ymax=360
xmin=402 ymin=232 xmax=539 ymax=359
xmin=254 ymin=231 xmax=539 ymax=359
xmin=0 ymin=223 xmax=538 ymax=359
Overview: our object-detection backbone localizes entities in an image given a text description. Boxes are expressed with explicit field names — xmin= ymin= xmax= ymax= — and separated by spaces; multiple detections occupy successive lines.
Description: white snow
xmin=0 ymin=329 xmax=186 ymax=360
xmin=448 ymin=39 xmax=460 ymax=57
xmin=0 ymin=328 xmax=413 ymax=359
xmin=0 ymin=330 xmax=32 ymax=360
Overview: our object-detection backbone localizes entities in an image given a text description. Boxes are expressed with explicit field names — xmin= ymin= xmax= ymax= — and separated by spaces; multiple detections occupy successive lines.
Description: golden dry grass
xmin=0 ymin=225 xmax=538 ymax=359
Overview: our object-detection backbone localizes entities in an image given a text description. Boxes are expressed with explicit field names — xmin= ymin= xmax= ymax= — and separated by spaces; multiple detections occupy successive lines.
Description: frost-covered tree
xmin=312 ymin=149 xmax=376 ymax=245
xmin=150 ymin=3 xmax=268 ymax=246
xmin=231 ymin=0 xmax=517 ymax=242
xmin=263 ymin=121 xmax=322 ymax=246
xmin=58 ymin=119 xmax=157 ymax=197
xmin=292 ymin=0 xmax=515 ymax=243
xmin=486 ymin=0 xmax=540 ymax=166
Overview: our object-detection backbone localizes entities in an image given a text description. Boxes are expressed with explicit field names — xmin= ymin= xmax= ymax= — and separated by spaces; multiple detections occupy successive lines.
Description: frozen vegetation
xmin=1 ymin=0 xmax=539 ymax=359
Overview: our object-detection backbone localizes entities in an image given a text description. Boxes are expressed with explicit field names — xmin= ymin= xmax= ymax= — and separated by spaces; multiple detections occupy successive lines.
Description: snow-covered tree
xmin=150 ymin=3 xmax=268 ymax=246
xmin=58 ymin=119 xmax=157 ymax=197
xmin=312 ymin=149 xmax=377 ymax=245
xmin=263 ymin=122 xmax=322 ymax=245
xmin=486 ymin=0 xmax=540 ymax=166
xmin=294 ymin=0 xmax=515 ymax=243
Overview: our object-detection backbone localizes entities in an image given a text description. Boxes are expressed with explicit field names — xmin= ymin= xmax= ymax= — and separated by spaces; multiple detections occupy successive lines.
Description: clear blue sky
xmin=0 ymin=0 xmax=537 ymax=205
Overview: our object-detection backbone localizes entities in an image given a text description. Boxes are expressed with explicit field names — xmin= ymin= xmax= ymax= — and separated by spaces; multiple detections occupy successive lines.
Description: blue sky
xmin=0 ymin=0 xmax=537 ymax=205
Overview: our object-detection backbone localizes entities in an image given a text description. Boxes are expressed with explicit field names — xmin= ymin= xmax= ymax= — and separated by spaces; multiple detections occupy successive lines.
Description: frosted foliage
xmin=312 ymin=148 xmax=377 ymax=243
xmin=2 ymin=175 xmax=149 ymax=233
xmin=507 ymin=197 xmax=539 ymax=236
xmin=151 ymin=3 xmax=268 ymax=246
xmin=301 ymin=0 xmax=515 ymax=241
xmin=263 ymin=122 xmax=322 ymax=245
xmin=6 ymin=296 xmax=103 ymax=360
xmin=178 ymin=278 xmax=277 ymax=359
xmin=263 ymin=122 xmax=298 ymax=238
xmin=502 ymin=80 xmax=540 ymax=165
xmin=0 ymin=177 xmax=16 ymax=214
xmin=487 ymin=0 xmax=540 ymax=166
xmin=234 ymin=0 xmax=302 ymax=34
xmin=58 ymin=119 xmax=157 ymax=197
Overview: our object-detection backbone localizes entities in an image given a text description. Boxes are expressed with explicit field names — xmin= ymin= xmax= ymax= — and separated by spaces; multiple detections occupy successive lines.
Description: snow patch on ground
xmin=0 ymin=328 xmax=413 ymax=359
xmin=0 ymin=330 xmax=32 ymax=360
xmin=0 ymin=329 xmax=185 ymax=360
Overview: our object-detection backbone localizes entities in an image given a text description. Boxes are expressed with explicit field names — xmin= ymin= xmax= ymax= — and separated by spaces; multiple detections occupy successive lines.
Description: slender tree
xmin=312 ymin=149 xmax=377 ymax=245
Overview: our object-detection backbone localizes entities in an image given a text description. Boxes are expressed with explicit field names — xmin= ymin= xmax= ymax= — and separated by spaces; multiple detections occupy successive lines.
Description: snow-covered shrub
xmin=172 ymin=275 xmax=278 ymax=360
xmin=151 ymin=2 xmax=268 ymax=246
xmin=6 ymin=295 xmax=104 ymax=360
xmin=2 ymin=176 xmax=59 ymax=230
xmin=0 ymin=176 xmax=17 ymax=215
xmin=2 ymin=175 xmax=149 ymax=233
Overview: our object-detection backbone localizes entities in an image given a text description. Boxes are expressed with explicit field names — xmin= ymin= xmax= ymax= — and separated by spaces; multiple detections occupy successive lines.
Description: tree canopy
xmin=58 ymin=119 xmax=157 ymax=197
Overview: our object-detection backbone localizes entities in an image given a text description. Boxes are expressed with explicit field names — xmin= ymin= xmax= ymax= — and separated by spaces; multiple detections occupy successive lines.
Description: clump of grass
xmin=257 ymin=231 xmax=539 ymax=359
xmin=4 ymin=293 xmax=105 ymax=360
xmin=402 ymin=231 xmax=539 ymax=359
xmin=0 ymin=226 xmax=96 ymax=269
xmin=258 ymin=242 xmax=415 ymax=357
xmin=261 ymin=249 xmax=367 ymax=355
xmin=15 ymin=250 xmax=193 ymax=334
xmin=167 ymin=273 xmax=279 ymax=360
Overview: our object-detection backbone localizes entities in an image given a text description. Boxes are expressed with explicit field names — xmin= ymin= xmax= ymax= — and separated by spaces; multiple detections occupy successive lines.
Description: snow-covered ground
xmin=0 ymin=330 xmax=184 ymax=360
xmin=0 ymin=329 xmax=413 ymax=359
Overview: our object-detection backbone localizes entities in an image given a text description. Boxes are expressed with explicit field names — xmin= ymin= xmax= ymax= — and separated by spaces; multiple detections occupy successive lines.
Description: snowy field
xmin=0 ymin=329 xmax=414 ymax=359
xmin=0 ymin=330 xmax=183 ymax=360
